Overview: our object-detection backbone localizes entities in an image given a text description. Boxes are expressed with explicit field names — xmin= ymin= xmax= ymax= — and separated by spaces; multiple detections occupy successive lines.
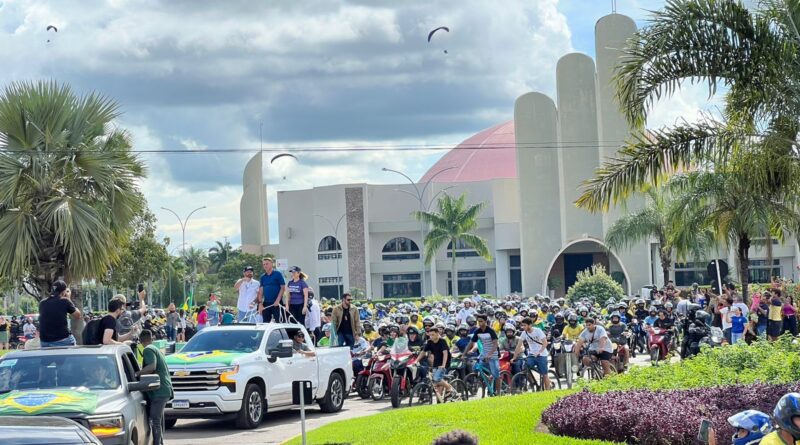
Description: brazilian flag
xmin=0 ymin=390 xmax=98 ymax=415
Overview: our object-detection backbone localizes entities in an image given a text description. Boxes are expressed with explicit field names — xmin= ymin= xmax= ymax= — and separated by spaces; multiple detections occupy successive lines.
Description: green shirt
xmin=143 ymin=344 xmax=173 ymax=399
xmin=222 ymin=312 xmax=234 ymax=325
xmin=318 ymin=337 xmax=331 ymax=347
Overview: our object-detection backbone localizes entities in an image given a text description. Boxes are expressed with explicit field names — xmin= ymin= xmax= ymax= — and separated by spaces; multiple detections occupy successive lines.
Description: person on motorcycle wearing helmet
xmin=456 ymin=299 xmax=475 ymax=326
xmin=410 ymin=313 xmax=423 ymax=330
xmin=761 ymin=393 xmax=800 ymax=445
xmin=455 ymin=324 xmax=471 ymax=353
xmin=577 ymin=307 xmax=589 ymax=324
xmin=362 ymin=320 xmax=379 ymax=342
xmin=499 ymin=323 xmax=519 ymax=370
xmin=372 ymin=325 xmax=390 ymax=350
xmin=684 ymin=310 xmax=714 ymax=359
xmin=551 ymin=313 xmax=566 ymax=338
xmin=443 ymin=324 xmax=457 ymax=347
xmin=634 ymin=298 xmax=649 ymax=320
xmin=407 ymin=326 xmax=425 ymax=350
xmin=654 ymin=309 xmax=674 ymax=330
xmin=465 ymin=315 xmax=478 ymax=334
xmin=562 ymin=314 xmax=583 ymax=341
xmin=606 ymin=312 xmax=630 ymax=367
xmin=644 ymin=308 xmax=658 ymax=328
xmin=492 ymin=311 xmax=508 ymax=334
xmin=422 ymin=316 xmax=435 ymax=331
xmin=716 ymin=409 xmax=773 ymax=445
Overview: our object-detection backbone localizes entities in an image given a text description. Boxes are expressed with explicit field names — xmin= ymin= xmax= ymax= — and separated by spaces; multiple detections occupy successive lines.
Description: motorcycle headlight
xmin=218 ymin=365 xmax=240 ymax=383
xmin=88 ymin=414 xmax=124 ymax=438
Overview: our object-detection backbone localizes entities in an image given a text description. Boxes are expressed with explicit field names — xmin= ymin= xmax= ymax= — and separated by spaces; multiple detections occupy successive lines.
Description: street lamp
xmin=161 ymin=206 xmax=206 ymax=302
xmin=382 ymin=166 xmax=457 ymax=298
xmin=314 ymin=214 xmax=346 ymax=299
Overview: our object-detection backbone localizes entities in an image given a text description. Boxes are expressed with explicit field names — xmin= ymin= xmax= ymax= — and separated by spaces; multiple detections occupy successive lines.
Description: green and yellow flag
xmin=0 ymin=390 xmax=98 ymax=415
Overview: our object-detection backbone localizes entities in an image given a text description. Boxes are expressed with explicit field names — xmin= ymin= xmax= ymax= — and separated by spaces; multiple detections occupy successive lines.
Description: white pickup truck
xmin=164 ymin=323 xmax=352 ymax=429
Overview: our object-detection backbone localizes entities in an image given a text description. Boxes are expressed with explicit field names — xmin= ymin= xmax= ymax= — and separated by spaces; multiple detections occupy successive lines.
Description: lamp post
xmin=161 ymin=206 xmax=206 ymax=303
xmin=382 ymin=166 xmax=457 ymax=298
xmin=314 ymin=214 xmax=346 ymax=299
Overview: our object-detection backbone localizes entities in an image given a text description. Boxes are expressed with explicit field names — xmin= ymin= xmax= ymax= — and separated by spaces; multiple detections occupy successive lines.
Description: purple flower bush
xmin=541 ymin=383 xmax=797 ymax=444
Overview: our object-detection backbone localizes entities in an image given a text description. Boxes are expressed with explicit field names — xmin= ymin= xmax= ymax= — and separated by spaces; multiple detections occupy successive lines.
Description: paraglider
xmin=46 ymin=25 xmax=57 ymax=43
xmin=427 ymin=26 xmax=449 ymax=54
xmin=270 ymin=153 xmax=298 ymax=164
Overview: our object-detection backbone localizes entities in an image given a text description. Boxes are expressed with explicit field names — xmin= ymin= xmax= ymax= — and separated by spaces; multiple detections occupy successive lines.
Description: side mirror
xmin=268 ymin=339 xmax=294 ymax=359
xmin=128 ymin=374 xmax=161 ymax=393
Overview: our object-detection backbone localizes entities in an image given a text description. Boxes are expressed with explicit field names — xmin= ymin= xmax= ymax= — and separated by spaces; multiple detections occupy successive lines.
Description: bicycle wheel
xmin=448 ymin=379 xmax=469 ymax=402
xmin=548 ymin=370 xmax=562 ymax=389
xmin=464 ymin=372 xmax=484 ymax=398
xmin=510 ymin=372 xmax=530 ymax=394
xmin=409 ymin=381 xmax=434 ymax=407
xmin=497 ymin=371 xmax=512 ymax=395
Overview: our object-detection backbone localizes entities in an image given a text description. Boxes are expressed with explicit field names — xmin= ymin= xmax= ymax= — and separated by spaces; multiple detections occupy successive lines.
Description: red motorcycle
xmin=366 ymin=350 xmax=393 ymax=401
xmin=352 ymin=352 xmax=374 ymax=399
xmin=389 ymin=351 xmax=421 ymax=408
xmin=648 ymin=327 xmax=672 ymax=365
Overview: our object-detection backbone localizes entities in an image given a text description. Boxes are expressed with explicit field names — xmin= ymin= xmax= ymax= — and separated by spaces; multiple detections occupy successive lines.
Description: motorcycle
xmin=366 ymin=350 xmax=393 ymax=401
xmin=610 ymin=333 xmax=630 ymax=373
xmin=389 ymin=351 xmax=421 ymax=408
xmin=647 ymin=327 xmax=672 ymax=365
xmin=628 ymin=319 xmax=648 ymax=357
xmin=699 ymin=327 xmax=724 ymax=350
xmin=447 ymin=351 xmax=469 ymax=381
xmin=352 ymin=352 xmax=374 ymax=399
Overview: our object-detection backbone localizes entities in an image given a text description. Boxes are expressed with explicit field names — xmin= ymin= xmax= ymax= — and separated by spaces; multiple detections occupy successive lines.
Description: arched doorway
xmin=543 ymin=237 xmax=631 ymax=298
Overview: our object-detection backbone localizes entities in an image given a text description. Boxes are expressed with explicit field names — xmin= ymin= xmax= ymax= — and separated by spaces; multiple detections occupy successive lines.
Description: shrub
xmin=566 ymin=264 xmax=624 ymax=305
xmin=542 ymin=383 xmax=795 ymax=444
xmin=586 ymin=335 xmax=800 ymax=393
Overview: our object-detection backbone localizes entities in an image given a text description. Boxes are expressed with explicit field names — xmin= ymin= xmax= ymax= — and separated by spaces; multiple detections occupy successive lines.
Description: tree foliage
xmin=106 ymin=208 xmax=170 ymax=292
xmin=566 ymin=264 xmax=625 ymax=305
xmin=0 ymin=80 xmax=146 ymax=298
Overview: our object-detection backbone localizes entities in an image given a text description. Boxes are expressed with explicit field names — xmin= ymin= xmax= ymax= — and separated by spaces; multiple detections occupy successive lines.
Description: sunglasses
xmin=345 ymin=299 xmax=353 ymax=302
xmin=295 ymin=334 xmax=305 ymax=338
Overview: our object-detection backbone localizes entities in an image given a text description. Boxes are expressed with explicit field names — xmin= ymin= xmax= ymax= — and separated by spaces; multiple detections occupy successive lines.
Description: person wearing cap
xmin=286 ymin=266 xmax=310 ymax=325
xmin=257 ymin=258 xmax=286 ymax=323
xmin=234 ymin=265 xmax=260 ymax=322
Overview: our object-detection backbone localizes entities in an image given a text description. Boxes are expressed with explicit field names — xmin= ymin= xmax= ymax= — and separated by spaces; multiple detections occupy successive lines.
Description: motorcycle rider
xmin=606 ymin=312 xmax=630 ymax=368
xmin=634 ymin=299 xmax=650 ymax=322
xmin=684 ymin=310 xmax=712 ymax=358
xmin=760 ymin=393 xmax=800 ymax=445
xmin=454 ymin=324 xmax=471 ymax=354
xmin=550 ymin=313 xmax=566 ymax=339
xmin=644 ymin=308 xmax=658 ymax=327
xmin=562 ymin=314 xmax=583 ymax=341
xmin=499 ymin=324 xmax=521 ymax=373
xmin=699 ymin=409 xmax=772 ymax=445
xmin=363 ymin=321 xmax=379 ymax=342
xmin=653 ymin=308 xmax=676 ymax=350
xmin=443 ymin=324 xmax=457 ymax=348
xmin=407 ymin=326 xmax=425 ymax=350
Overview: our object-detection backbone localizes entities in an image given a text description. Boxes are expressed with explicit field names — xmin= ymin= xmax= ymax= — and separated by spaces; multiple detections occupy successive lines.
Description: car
xmin=0 ymin=345 xmax=161 ymax=445
xmin=0 ymin=415 xmax=102 ymax=444
xmin=165 ymin=323 xmax=352 ymax=429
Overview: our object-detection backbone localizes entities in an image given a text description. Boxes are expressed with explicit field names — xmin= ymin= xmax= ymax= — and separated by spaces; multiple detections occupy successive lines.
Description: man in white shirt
xmin=576 ymin=317 xmax=613 ymax=377
xmin=456 ymin=299 xmax=475 ymax=326
xmin=511 ymin=317 xmax=551 ymax=390
xmin=305 ymin=289 xmax=322 ymax=344
xmin=234 ymin=266 xmax=260 ymax=322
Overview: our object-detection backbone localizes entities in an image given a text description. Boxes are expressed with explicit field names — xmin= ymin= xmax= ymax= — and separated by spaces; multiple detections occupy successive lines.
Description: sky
xmin=0 ymin=0 xmax=722 ymax=250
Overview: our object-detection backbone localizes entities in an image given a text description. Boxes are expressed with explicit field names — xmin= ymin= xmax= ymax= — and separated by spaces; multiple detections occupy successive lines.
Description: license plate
xmin=172 ymin=400 xmax=190 ymax=409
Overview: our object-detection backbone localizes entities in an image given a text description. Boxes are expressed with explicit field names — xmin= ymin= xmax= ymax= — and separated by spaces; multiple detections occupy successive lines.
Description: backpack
xmin=82 ymin=318 xmax=104 ymax=345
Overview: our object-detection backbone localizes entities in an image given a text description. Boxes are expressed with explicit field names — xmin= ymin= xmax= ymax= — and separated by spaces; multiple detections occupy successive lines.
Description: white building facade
xmin=241 ymin=13 xmax=800 ymax=300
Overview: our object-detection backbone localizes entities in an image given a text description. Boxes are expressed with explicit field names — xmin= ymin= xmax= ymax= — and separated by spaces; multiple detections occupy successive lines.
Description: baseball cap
xmin=289 ymin=266 xmax=301 ymax=273
xmin=244 ymin=266 xmax=254 ymax=272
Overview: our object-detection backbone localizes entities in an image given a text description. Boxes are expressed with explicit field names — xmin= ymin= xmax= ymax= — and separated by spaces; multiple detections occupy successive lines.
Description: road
xmin=165 ymin=353 xmax=657 ymax=444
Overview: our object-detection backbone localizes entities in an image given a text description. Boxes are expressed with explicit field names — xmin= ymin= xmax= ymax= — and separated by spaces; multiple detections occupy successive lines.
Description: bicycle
xmin=510 ymin=357 xmax=560 ymax=393
xmin=463 ymin=358 xmax=511 ymax=398
xmin=577 ymin=350 xmax=616 ymax=380
xmin=408 ymin=373 xmax=469 ymax=407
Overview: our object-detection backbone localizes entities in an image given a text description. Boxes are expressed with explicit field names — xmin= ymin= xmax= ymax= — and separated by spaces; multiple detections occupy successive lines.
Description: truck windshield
xmin=181 ymin=330 xmax=264 ymax=354
xmin=0 ymin=355 xmax=120 ymax=393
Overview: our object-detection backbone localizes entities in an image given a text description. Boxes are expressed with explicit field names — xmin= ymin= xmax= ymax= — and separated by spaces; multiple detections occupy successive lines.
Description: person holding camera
xmin=100 ymin=299 xmax=141 ymax=345
xmin=39 ymin=280 xmax=82 ymax=348
xmin=234 ymin=266 xmax=260 ymax=322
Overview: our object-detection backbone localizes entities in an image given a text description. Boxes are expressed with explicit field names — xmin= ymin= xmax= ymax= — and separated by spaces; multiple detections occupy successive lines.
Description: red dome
xmin=419 ymin=121 xmax=516 ymax=183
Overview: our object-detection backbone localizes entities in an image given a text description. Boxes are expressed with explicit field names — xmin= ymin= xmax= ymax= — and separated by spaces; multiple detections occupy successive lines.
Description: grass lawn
xmin=284 ymin=390 xmax=618 ymax=445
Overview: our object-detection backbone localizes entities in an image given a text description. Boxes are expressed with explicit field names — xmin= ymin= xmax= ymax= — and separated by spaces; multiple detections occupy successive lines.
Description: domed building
xmin=241 ymin=13 xmax=690 ymax=298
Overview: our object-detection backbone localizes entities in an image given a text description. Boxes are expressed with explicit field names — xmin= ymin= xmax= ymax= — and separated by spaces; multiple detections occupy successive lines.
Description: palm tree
xmin=576 ymin=0 xmax=800 ymax=213
xmin=414 ymin=194 xmax=491 ymax=297
xmin=0 ymin=80 xmax=146 ymax=298
xmin=605 ymin=185 xmax=711 ymax=285
xmin=208 ymin=239 xmax=234 ymax=273
xmin=668 ymin=170 xmax=800 ymax=302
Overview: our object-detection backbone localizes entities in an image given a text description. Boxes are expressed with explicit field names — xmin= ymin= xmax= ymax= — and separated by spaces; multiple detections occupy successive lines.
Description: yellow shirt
xmin=562 ymin=325 xmax=584 ymax=341
xmin=759 ymin=431 xmax=799 ymax=445
xmin=364 ymin=331 xmax=379 ymax=342
xmin=769 ymin=304 xmax=784 ymax=322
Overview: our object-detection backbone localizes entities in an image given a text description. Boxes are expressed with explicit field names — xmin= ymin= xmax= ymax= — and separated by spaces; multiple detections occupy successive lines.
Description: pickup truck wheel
xmin=236 ymin=383 xmax=265 ymax=429
xmin=319 ymin=372 xmax=345 ymax=413
xmin=164 ymin=418 xmax=177 ymax=430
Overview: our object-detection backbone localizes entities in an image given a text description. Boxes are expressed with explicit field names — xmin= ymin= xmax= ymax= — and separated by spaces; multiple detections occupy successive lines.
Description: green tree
xmin=414 ymin=193 xmax=491 ymax=297
xmin=605 ymin=185 xmax=711 ymax=285
xmin=566 ymin=264 xmax=625 ymax=305
xmin=0 ymin=80 xmax=146 ymax=298
xmin=216 ymin=251 xmax=265 ymax=285
xmin=107 ymin=209 xmax=171 ymax=295
xmin=208 ymin=239 xmax=234 ymax=273
xmin=576 ymin=0 xmax=800 ymax=214
xmin=668 ymin=170 xmax=800 ymax=302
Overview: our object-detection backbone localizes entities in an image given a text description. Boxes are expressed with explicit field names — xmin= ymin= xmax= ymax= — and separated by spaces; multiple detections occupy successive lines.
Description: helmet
xmin=686 ymin=303 xmax=701 ymax=314
xmin=607 ymin=297 xmax=617 ymax=305
xmin=457 ymin=323 xmax=469 ymax=334
xmin=434 ymin=322 xmax=445 ymax=331
xmin=466 ymin=315 xmax=477 ymax=325
xmin=423 ymin=316 xmax=435 ymax=327
xmin=462 ymin=298 xmax=471 ymax=304
xmin=727 ymin=410 xmax=772 ymax=445
xmin=695 ymin=310 xmax=711 ymax=325
xmin=445 ymin=324 xmax=456 ymax=333
xmin=664 ymin=302 xmax=674 ymax=310
xmin=503 ymin=323 xmax=516 ymax=334
xmin=636 ymin=299 xmax=645 ymax=306
xmin=610 ymin=312 xmax=621 ymax=321
xmin=567 ymin=314 xmax=578 ymax=323
xmin=322 ymin=323 xmax=331 ymax=332
xmin=649 ymin=308 xmax=657 ymax=315
xmin=554 ymin=313 xmax=565 ymax=323
xmin=407 ymin=326 xmax=420 ymax=336
xmin=618 ymin=303 xmax=628 ymax=310
xmin=773 ymin=393 xmax=800 ymax=439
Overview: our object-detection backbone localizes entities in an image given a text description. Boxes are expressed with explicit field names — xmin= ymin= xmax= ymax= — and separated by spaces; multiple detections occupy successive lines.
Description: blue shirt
xmin=287 ymin=279 xmax=308 ymax=305
xmin=731 ymin=315 xmax=746 ymax=334
xmin=260 ymin=270 xmax=286 ymax=305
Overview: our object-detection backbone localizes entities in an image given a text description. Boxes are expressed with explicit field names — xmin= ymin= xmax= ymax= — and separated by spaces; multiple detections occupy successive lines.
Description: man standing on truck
xmin=332 ymin=293 xmax=361 ymax=347
xmin=137 ymin=329 xmax=173 ymax=445
xmin=257 ymin=258 xmax=286 ymax=323
xmin=234 ymin=266 xmax=260 ymax=322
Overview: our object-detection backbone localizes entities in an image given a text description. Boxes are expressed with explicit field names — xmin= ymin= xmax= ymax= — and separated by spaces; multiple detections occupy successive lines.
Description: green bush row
xmin=587 ymin=335 xmax=800 ymax=393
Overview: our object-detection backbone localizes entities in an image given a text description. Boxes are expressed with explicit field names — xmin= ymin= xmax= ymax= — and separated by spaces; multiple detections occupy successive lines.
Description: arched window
xmin=318 ymin=236 xmax=342 ymax=260
xmin=382 ymin=237 xmax=420 ymax=260
xmin=446 ymin=238 xmax=479 ymax=258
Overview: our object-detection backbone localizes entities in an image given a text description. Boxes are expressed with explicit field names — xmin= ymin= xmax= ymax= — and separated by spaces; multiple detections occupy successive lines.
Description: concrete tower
xmin=240 ymin=153 xmax=269 ymax=254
